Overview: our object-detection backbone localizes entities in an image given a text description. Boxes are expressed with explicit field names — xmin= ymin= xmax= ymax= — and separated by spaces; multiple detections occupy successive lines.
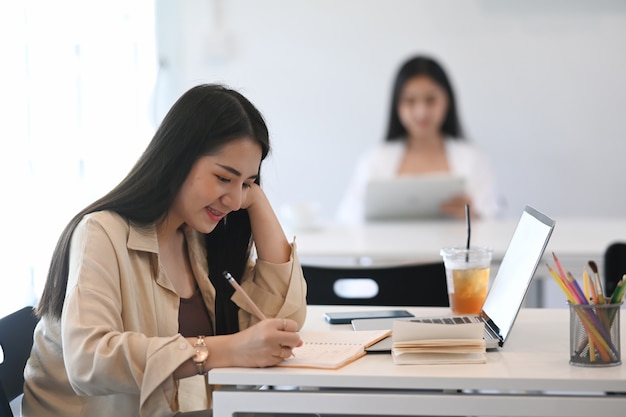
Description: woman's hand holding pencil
xmin=223 ymin=270 xmax=302 ymax=364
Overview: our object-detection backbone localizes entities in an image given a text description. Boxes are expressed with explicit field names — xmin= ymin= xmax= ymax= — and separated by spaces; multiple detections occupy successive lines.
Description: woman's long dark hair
xmin=37 ymin=84 xmax=270 ymax=335
xmin=385 ymin=55 xmax=464 ymax=141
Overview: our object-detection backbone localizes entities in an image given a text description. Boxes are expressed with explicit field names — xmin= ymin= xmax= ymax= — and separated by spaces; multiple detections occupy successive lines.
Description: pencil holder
xmin=569 ymin=301 xmax=622 ymax=367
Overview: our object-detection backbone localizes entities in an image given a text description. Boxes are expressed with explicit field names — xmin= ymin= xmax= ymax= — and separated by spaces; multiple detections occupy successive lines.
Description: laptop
xmin=353 ymin=205 xmax=555 ymax=350
xmin=364 ymin=174 xmax=465 ymax=221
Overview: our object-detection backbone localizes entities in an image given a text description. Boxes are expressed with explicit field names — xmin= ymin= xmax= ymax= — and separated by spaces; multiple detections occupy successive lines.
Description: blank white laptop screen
xmin=481 ymin=205 xmax=555 ymax=342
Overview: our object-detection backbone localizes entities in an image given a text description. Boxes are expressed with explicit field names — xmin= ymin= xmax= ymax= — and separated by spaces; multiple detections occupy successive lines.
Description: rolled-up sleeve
xmin=235 ymin=241 xmax=307 ymax=330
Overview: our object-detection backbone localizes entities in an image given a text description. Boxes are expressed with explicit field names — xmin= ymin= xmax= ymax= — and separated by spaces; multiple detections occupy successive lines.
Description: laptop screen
xmin=481 ymin=206 xmax=555 ymax=343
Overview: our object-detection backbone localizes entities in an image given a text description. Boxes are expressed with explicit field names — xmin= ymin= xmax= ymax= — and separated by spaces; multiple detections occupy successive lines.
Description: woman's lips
xmin=205 ymin=206 xmax=225 ymax=222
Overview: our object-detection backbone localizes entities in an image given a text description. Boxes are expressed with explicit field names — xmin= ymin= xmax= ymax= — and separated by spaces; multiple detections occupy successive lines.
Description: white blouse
xmin=335 ymin=139 xmax=502 ymax=224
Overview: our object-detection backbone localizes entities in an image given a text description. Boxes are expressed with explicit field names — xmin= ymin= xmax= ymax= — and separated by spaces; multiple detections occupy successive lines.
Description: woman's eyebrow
xmin=216 ymin=163 xmax=258 ymax=180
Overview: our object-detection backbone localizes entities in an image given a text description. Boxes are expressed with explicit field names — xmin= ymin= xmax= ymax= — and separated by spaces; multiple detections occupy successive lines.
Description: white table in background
xmin=292 ymin=218 xmax=626 ymax=307
xmin=293 ymin=217 xmax=626 ymax=268
xmin=210 ymin=305 xmax=626 ymax=417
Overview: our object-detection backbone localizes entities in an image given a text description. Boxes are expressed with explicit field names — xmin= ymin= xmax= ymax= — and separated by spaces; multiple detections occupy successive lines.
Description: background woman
xmin=336 ymin=55 xmax=502 ymax=224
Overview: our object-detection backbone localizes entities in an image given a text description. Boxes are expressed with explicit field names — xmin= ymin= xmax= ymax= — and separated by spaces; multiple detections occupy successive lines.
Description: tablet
xmin=364 ymin=174 xmax=465 ymax=221
xmin=324 ymin=309 xmax=414 ymax=324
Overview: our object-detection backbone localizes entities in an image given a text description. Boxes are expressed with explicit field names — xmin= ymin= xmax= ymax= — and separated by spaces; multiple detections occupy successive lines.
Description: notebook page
xmin=276 ymin=329 xmax=391 ymax=369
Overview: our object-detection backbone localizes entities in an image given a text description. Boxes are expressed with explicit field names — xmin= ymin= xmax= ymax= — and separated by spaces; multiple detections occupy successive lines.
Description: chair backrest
xmin=303 ymin=262 xmax=449 ymax=306
xmin=604 ymin=242 xmax=626 ymax=297
xmin=0 ymin=380 xmax=11 ymax=417
xmin=0 ymin=306 xmax=39 ymax=417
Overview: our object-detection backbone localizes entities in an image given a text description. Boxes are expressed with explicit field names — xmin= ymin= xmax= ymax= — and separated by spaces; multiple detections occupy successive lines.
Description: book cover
xmin=391 ymin=320 xmax=486 ymax=365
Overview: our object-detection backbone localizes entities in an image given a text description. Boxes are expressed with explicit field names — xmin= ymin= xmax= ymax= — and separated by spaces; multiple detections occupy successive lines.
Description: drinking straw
xmin=465 ymin=204 xmax=470 ymax=262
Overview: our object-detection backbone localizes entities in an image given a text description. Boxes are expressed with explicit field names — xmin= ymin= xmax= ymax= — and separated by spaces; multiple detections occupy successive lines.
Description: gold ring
xmin=282 ymin=318 xmax=287 ymax=331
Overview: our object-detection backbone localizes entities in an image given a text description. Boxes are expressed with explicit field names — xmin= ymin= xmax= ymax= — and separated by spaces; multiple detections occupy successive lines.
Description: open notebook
xmin=353 ymin=205 xmax=555 ymax=350
xmin=276 ymin=329 xmax=391 ymax=369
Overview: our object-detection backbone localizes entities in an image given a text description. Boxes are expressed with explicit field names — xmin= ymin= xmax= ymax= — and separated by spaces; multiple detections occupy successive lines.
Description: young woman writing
xmin=23 ymin=84 xmax=307 ymax=416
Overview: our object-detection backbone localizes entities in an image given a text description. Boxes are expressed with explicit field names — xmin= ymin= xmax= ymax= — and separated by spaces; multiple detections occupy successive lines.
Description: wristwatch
xmin=192 ymin=336 xmax=209 ymax=375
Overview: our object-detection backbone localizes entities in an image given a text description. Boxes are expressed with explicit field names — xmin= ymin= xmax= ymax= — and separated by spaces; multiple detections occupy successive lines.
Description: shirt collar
xmin=125 ymin=220 xmax=208 ymax=275
xmin=126 ymin=221 xmax=207 ymax=269
xmin=126 ymin=221 xmax=159 ymax=253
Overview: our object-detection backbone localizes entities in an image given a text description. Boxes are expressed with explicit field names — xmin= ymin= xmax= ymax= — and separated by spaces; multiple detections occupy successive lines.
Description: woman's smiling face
xmin=170 ymin=136 xmax=262 ymax=233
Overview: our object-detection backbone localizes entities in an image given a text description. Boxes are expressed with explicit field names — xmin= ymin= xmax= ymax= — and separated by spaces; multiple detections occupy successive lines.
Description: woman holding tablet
xmin=336 ymin=55 xmax=502 ymax=224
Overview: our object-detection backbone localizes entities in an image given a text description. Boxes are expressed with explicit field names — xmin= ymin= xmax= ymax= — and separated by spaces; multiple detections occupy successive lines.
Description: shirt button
xmin=179 ymin=342 xmax=188 ymax=350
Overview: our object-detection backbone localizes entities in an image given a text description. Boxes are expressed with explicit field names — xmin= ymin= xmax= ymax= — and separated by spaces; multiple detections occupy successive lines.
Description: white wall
xmin=155 ymin=0 xmax=626 ymax=223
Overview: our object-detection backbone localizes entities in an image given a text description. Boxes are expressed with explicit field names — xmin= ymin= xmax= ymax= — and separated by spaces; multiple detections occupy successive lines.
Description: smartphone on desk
xmin=324 ymin=309 xmax=414 ymax=324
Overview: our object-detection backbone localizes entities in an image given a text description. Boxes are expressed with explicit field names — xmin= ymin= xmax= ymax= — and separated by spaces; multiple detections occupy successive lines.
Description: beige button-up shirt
xmin=23 ymin=210 xmax=307 ymax=417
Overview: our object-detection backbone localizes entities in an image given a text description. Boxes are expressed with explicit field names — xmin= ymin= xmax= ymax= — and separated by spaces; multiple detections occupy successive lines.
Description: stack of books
xmin=391 ymin=320 xmax=486 ymax=365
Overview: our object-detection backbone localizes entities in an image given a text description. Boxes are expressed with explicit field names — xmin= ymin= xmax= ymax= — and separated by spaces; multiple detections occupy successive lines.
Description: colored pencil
xmin=547 ymin=262 xmax=618 ymax=362
xmin=581 ymin=270 xmax=596 ymax=362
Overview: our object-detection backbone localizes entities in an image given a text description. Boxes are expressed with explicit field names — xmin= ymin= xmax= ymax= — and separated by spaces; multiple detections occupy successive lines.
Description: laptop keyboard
xmin=412 ymin=316 xmax=475 ymax=324
xmin=412 ymin=316 xmax=497 ymax=341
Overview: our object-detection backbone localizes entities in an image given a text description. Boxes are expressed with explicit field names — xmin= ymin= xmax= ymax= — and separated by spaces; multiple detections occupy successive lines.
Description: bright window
xmin=0 ymin=1 xmax=157 ymax=317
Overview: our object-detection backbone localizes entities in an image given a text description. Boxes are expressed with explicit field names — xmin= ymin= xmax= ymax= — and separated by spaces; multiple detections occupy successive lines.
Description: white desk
xmin=211 ymin=305 xmax=626 ymax=417
xmin=294 ymin=218 xmax=626 ymax=308
xmin=293 ymin=217 xmax=626 ymax=267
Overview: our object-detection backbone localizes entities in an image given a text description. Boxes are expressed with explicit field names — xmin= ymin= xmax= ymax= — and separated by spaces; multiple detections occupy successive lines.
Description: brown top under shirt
xmin=178 ymin=288 xmax=214 ymax=338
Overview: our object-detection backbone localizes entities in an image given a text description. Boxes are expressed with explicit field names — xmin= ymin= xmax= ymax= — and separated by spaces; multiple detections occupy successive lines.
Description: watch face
xmin=194 ymin=345 xmax=209 ymax=362
xmin=193 ymin=336 xmax=209 ymax=365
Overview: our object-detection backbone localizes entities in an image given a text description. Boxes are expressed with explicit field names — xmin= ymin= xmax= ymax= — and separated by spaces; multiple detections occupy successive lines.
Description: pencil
xmin=581 ymin=270 xmax=591 ymax=306
xmin=609 ymin=276 xmax=626 ymax=305
xmin=581 ymin=268 xmax=596 ymax=362
xmin=552 ymin=253 xmax=569 ymax=285
xmin=223 ymin=270 xmax=267 ymax=320
xmin=548 ymin=265 xmax=615 ymax=361
xmin=584 ymin=266 xmax=598 ymax=304
xmin=547 ymin=264 xmax=583 ymax=304
xmin=547 ymin=265 xmax=575 ymax=303
xmin=566 ymin=272 xmax=588 ymax=305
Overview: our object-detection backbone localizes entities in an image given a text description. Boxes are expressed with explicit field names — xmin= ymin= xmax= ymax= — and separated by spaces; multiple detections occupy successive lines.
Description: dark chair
xmin=0 ymin=307 xmax=39 ymax=417
xmin=604 ymin=242 xmax=626 ymax=298
xmin=303 ymin=262 xmax=449 ymax=307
